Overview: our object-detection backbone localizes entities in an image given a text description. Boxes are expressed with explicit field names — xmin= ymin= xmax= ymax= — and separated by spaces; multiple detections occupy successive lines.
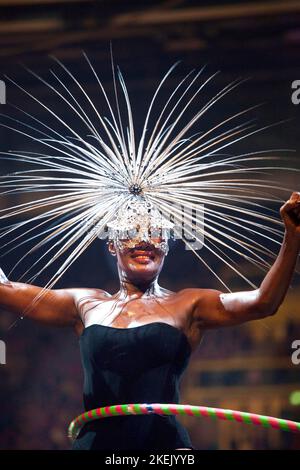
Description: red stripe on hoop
xmin=199 ymin=407 xmax=209 ymax=418
xmin=250 ymin=414 xmax=262 ymax=426
xmin=168 ymin=404 xmax=179 ymax=415
xmin=285 ymin=420 xmax=299 ymax=432
xmin=115 ymin=404 xmax=126 ymax=415
xmin=104 ymin=406 xmax=113 ymax=416
xmin=140 ymin=404 xmax=149 ymax=414
xmin=232 ymin=411 xmax=244 ymax=422
xmin=268 ymin=417 xmax=280 ymax=430
xmin=216 ymin=409 xmax=227 ymax=420
xmin=152 ymin=404 xmax=164 ymax=415
xmin=185 ymin=406 xmax=195 ymax=416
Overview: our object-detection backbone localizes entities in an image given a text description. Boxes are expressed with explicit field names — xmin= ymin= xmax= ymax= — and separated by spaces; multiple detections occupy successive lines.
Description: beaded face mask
xmin=106 ymin=196 xmax=173 ymax=256
xmin=114 ymin=235 xmax=169 ymax=255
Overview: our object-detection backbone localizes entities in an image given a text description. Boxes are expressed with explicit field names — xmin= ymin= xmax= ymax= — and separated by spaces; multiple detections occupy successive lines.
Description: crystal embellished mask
xmin=114 ymin=236 xmax=169 ymax=255
xmin=106 ymin=196 xmax=173 ymax=255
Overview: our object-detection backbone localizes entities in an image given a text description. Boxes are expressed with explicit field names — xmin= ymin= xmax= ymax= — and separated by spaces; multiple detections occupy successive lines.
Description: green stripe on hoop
xmin=121 ymin=404 xmax=129 ymax=415
xmin=207 ymin=408 xmax=217 ymax=419
xmin=100 ymin=407 xmax=107 ymax=417
xmin=278 ymin=419 xmax=289 ymax=431
xmin=177 ymin=406 xmax=186 ymax=416
xmin=109 ymin=406 xmax=119 ymax=416
xmin=91 ymin=409 xmax=98 ymax=419
xmin=224 ymin=410 xmax=235 ymax=421
xmin=133 ymin=404 xmax=142 ymax=414
xmin=259 ymin=415 xmax=271 ymax=428
xmin=160 ymin=404 xmax=173 ymax=415
xmin=190 ymin=406 xmax=201 ymax=416
xmin=241 ymin=412 xmax=252 ymax=424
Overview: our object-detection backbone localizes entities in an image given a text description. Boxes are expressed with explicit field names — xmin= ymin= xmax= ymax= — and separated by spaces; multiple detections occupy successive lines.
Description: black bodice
xmin=72 ymin=322 xmax=194 ymax=450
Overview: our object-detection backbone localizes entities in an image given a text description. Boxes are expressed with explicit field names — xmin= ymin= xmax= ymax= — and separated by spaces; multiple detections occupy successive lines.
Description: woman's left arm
xmin=191 ymin=192 xmax=300 ymax=328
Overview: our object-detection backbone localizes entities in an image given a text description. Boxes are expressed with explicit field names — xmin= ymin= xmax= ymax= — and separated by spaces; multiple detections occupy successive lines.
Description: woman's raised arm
xmin=189 ymin=192 xmax=300 ymax=329
xmin=0 ymin=269 xmax=79 ymax=327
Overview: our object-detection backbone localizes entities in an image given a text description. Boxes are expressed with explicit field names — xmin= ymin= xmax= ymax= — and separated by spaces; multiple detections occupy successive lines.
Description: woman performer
xmin=0 ymin=191 xmax=299 ymax=450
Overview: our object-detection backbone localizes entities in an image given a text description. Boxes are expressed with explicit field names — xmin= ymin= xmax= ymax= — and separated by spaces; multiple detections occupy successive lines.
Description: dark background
xmin=0 ymin=0 xmax=300 ymax=450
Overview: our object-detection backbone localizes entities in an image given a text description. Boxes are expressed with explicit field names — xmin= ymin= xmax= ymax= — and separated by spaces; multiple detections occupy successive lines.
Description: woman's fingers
xmin=280 ymin=193 xmax=300 ymax=229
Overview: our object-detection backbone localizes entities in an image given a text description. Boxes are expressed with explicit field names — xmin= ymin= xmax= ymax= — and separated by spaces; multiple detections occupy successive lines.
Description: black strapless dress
xmin=72 ymin=321 xmax=194 ymax=450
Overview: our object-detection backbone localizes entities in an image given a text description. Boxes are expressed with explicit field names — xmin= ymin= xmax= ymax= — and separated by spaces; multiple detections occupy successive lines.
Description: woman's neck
xmin=118 ymin=277 xmax=161 ymax=298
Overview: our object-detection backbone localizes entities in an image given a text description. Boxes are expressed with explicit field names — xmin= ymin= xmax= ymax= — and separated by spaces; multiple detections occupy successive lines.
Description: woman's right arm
xmin=0 ymin=268 xmax=79 ymax=327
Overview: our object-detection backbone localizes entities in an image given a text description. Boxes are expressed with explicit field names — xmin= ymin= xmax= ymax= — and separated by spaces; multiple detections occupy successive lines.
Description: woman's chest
xmin=79 ymin=296 xmax=187 ymax=329
xmin=75 ymin=293 xmax=203 ymax=351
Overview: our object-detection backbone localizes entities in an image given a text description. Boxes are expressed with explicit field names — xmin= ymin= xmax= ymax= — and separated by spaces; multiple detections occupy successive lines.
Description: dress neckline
xmin=79 ymin=321 xmax=192 ymax=352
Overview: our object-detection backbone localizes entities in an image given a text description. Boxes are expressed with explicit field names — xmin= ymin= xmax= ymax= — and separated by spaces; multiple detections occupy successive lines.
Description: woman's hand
xmin=280 ymin=192 xmax=300 ymax=246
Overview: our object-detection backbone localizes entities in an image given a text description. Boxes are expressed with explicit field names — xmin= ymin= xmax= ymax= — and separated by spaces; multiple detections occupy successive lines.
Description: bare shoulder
xmin=177 ymin=287 xmax=224 ymax=326
xmin=66 ymin=287 xmax=110 ymax=307
xmin=67 ymin=287 xmax=110 ymax=337
xmin=177 ymin=287 xmax=223 ymax=306
xmin=172 ymin=288 xmax=223 ymax=348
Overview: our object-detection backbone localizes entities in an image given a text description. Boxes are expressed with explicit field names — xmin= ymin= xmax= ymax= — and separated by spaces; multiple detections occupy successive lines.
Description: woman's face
xmin=108 ymin=237 xmax=167 ymax=283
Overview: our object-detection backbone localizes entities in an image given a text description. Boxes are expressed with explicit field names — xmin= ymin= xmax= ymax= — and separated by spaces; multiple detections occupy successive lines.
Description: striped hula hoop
xmin=68 ymin=403 xmax=300 ymax=442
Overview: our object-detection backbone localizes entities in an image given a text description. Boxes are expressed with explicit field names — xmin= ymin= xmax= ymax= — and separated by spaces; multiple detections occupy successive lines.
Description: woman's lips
xmin=131 ymin=250 xmax=155 ymax=262
xmin=132 ymin=256 xmax=152 ymax=264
